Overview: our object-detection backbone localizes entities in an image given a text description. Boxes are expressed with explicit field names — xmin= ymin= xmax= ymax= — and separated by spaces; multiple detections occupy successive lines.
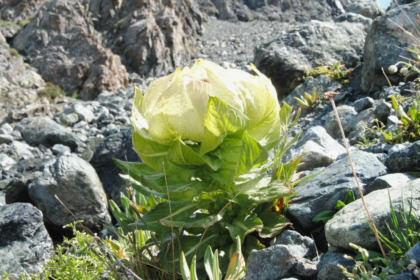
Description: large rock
xmin=28 ymin=154 xmax=111 ymax=232
xmin=0 ymin=203 xmax=53 ymax=276
xmin=254 ymin=19 xmax=369 ymax=98
xmin=325 ymin=178 xmax=420 ymax=251
xmin=361 ymin=3 xmax=420 ymax=93
xmin=87 ymin=0 xmax=205 ymax=77
xmin=12 ymin=0 xmax=128 ymax=100
xmin=246 ymin=230 xmax=317 ymax=280
xmin=17 ymin=116 xmax=79 ymax=150
xmin=284 ymin=126 xmax=346 ymax=171
xmin=287 ymin=150 xmax=388 ymax=231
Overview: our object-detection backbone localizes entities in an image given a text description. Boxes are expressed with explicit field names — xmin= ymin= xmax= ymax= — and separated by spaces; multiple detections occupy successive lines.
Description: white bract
xmin=131 ymin=59 xmax=281 ymax=174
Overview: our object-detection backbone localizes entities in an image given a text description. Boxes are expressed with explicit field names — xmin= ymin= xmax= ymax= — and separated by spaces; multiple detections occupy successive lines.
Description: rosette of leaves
xmin=293 ymin=87 xmax=320 ymax=109
xmin=111 ymin=59 xmax=295 ymax=273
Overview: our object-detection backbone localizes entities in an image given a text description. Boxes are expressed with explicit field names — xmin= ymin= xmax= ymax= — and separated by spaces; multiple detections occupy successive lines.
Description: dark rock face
xmin=12 ymin=0 xmax=129 ymax=100
xmin=0 ymin=203 xmax=53 ymax=276
xmin=87 ymin=0 xmax=205 ymax=77
xmin=198 ymin=0 xmax=372 ymax=22
xmin=361 ymin=3 xmax=420 ymax=93
xmin=0 ymin=32 xmax=45 ymax=123
xmin=254 ymin=19 xmax=368 ymax=98
xmin=0 ymin=0 xmax=48 ymax=38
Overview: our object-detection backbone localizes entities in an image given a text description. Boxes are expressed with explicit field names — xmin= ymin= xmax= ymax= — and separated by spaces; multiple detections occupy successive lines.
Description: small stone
xmin=374 ymin=100 xmax=392 ymax=122
xmin=60 ymin=113 xmax=79 ymax=126
xmin=0 ymin=134 xmax=13 ymax=144
xmin=51 ymin=144 xmax=71 ymax=155
xmin=0 ymin=123 xmax=13 ymax=135
xmin=11 ymin=141 xmax=34 ymax=160
xmin=354 ymin=97 xmax=374 ymax=112
xmin=0 ymin=154 xmax=16 ymax=170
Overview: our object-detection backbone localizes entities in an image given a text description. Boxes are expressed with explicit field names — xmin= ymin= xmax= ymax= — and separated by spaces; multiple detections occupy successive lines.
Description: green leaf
xmin=180 ymin=252 xmax=191 ymax=280
xmin=258 ymin=211 xmax=291 ymax=238
xmin=312 ymin=210 xmax=335 ymax=223
xmin=238 ymin=131 xmax=268 ymax=176
xmin=109 ymin=199 xmax=131 ymax=233
xmin=129 ymin=201 xmax=200 ymax=233
xmin=161 ymin=234 xmax=220 ymax=275
xmin=190 ymin=255 xmax=198 ymax=280
xmin=335 ymin=200 xmax=346 ymax=210
xmin=225 ymin=236 xmax=246 ymax=280
xmin=204 ymin=246 xmax=221 ymax=280
xmin=235 ymin=178 xmax=290 ymax=208
xmin=224 ymin=213 xmax=263 ymax=242
xmin=201 ymin=96 xmax=248 ymax=154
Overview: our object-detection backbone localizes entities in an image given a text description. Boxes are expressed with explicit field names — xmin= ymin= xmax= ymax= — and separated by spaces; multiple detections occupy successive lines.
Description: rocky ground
xmin=1 ymin=0 xmax=420 ymax=279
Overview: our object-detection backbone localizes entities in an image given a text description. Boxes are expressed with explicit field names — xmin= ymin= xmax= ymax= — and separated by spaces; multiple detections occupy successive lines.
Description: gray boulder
xmin=361 ymin=3 xmax=420 ymax=93
xmin=386 ymin=140 xmax=420 ymax=172
xmin=284 ymin=126 xmax=346 ymax=171
xmin=254 ymin=20 xmax=368 ymax=98
xmin=12 ymin=0 xmax=128 ymax=100
xmin=28 ymin=154 xmax=111 ymax=232
xmin=325 ymin=178 xmax=420 ymax=251
xmin=17 ymin=117 xmax=79 ymax=150
xmin=287 ymin=150 xmax=388 ymax=231
xmin=246 ymin=230 xmax=317 ymax=280
xmin=0 ymin=203 xmax=53 ymax=276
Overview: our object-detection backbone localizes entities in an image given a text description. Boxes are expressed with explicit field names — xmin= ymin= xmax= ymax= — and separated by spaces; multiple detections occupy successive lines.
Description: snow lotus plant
xmin=111 ymin=59 xmax=298 ymax=273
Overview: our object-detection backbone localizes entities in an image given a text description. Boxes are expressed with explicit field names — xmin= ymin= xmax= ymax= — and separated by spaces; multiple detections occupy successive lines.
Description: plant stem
xmin=325 ymin=92 xmax=387 ymax=258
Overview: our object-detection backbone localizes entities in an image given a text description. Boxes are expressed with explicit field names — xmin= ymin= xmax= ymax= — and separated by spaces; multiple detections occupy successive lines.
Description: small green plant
xmin=0 ymin=222 xmax=116 ymax=280
xmin=376 ymin=192 xmax=420 ymax=258
xmin=37 ymin=82 xmax=67 ymax=101
xmin=382 ymin=95 xmax=420 ymax=144
xmin=0 ymin=20 xmax=17 ymax=27
xmin=8 ymin=48 xmax=20 ymax=58
xmin=293 ymin=87 xmax=321 ymax=109
xmin=304 ymin=61 xmax=351 ymax=85
xmin=312 ymin=190 xmax=356 ymax=225
xmin=357 ymin=120 xmax=385 ymax=149
xmin=339 ymin=194 xmax=420 ymax=279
